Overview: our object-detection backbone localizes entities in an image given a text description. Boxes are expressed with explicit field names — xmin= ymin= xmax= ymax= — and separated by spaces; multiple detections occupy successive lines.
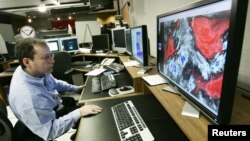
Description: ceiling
xmin=0 ymin=0 xmax=116 ymax=18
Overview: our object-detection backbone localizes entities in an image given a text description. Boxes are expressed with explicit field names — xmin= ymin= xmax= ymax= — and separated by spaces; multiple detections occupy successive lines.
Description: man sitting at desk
xmin=8 ymin=38 xmax=102 ymax=141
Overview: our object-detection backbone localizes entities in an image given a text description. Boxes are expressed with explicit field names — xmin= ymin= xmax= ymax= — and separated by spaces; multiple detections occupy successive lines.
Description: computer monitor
xmin=0 ymin=33 xmax=8 ymax=55
xmin=6 ymin=43 xmax=16 ymax=59
xmin=44 ymin=38 xmax=60 ymax=52
xmin=59 ymin=36 xmax=79 ymax=53
xmin=91 ymin=34 xmax=110 ymax=52
xmin=157 ymin=0 xmax=248 ymax=124
xmin=111 ymin=27 xmax=126 ymax=53
xmin=131 ymin=25 xmax=149 ymax=68
xmin=0 ymin=33 xmax=8 ymax=61
xmin=125 ymin=29 xmax=132 ymax=55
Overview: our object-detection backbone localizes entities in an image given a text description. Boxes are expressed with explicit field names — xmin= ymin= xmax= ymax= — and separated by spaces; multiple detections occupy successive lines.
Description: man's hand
xmin=76 ymin=85 xmax=86 ymax=94
xmin=79 ymin=105 xmax=102 ymax=116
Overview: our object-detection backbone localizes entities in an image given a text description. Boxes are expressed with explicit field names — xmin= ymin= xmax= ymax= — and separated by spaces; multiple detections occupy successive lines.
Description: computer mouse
xmin=119 ymin=86 xmax=132 ymax=91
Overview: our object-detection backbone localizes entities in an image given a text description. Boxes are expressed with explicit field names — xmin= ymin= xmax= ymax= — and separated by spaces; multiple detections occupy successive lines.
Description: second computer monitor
xmin=125 ymin=29 xmax=132 ymax=55
xmin=131 ymin=25 xmax=149 ymax=67
xmin=111 ymin=27 xmax=126 ymax=53
xmin=92 ymin=34 xmax=110 ymax=52
xmin=59 ymin=36 xmax=79 ymax=53
xmin=45 ymin=38 xmax=60 ymax=52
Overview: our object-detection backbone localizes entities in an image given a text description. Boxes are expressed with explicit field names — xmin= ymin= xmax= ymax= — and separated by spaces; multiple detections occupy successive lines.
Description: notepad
xmin=85 ymin=68 xmax=106 ymax=76
xmin=142 ymin=74 xmax=167 ymax=86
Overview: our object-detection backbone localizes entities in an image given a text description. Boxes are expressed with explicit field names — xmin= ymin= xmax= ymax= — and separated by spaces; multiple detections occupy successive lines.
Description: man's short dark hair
xmin=15 ymin=38 xmax=47 ymax=69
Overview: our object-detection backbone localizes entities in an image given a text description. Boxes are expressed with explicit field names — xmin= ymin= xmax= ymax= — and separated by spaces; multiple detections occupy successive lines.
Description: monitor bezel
xmin=91 ymin=34 xmax=110 ymax=52
xmin=125 ymin=29 xmax=132 ymax=55
xmin=45 ymin=38 xmax=60 ymax=52
xmin=0 ymin=33 xmax=8 ymax=54
xmin=156 ymin=0 xmax=248 ymax=124
xmin=59 ymin=36 xmax=79 ymax=53
xmin=111 ymin=27 xmax=127 ymax=53
xmin=131 ymin=25 xmax=149 ymax=67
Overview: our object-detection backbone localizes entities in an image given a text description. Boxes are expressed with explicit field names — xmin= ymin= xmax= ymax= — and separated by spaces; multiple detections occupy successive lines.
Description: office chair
xmin=52 ymin=51 xmax=74 ymax=84
xmin=52 ymin=51 xmax=81 ymax=101
xmin=0 ymin=99 xmax=12 ymax=141
xmin=0 ymin=99 xmax=48 ymax=141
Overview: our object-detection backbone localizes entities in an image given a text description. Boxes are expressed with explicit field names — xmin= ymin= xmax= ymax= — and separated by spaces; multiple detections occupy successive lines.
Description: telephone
xmin=100 ymin=58 xmax=115 ymax=66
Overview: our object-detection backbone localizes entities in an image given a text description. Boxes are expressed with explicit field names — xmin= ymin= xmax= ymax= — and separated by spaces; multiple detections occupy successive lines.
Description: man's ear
xmin=23 ymin=58 xmax=30 ymax=68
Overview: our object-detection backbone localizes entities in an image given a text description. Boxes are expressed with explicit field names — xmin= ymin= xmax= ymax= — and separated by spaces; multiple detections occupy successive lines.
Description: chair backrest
xmin=0 ymin=99 xmax=13 ymax=141
xmin=52 ymin=51 xmax=73 ymax=83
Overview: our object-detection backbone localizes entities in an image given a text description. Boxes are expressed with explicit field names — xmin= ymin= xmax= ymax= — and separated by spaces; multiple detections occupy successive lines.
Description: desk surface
xmin=146 ymin=83 xmax=250 ymax=141
xmin=78 ymin=70 xmax=135 ymax=104
xmin=76 ymin=94 xmax=188 ymax=141
xmin=72 ymin=53 xmax=120 ymax=58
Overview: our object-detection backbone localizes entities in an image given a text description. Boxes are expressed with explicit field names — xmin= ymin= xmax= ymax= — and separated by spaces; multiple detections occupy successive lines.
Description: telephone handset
xmin=100 ymin=58 xmax=115 ymax=66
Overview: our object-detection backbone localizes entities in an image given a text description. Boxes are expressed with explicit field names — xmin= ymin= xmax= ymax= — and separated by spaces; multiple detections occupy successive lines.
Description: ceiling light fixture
xmin=38 ymin=1 xmax=47 ymax=13
xmin=51 ymin=0 xmax=60 ymax=6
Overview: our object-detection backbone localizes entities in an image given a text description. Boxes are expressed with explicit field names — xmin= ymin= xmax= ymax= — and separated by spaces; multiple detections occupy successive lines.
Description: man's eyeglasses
xmin=35 ymin=53 xmax=54 ymax=62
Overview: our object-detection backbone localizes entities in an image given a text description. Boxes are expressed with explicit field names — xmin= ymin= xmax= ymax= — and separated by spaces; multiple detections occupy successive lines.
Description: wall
xmin=237 ymin=1 xmax=250 ymax=90
xmin=128 ymin=0 xmax=199 ymax=56
xmin=127 ymin=0 xmax=250 ymax=90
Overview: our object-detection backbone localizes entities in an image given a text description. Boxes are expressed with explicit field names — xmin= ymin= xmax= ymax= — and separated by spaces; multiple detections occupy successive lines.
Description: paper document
xmin=142 ymin=74 xmax=167 ymax=86
xmin=85 ymin=68 xmax=106 ymax=76
xmin=123 ymin=60 xmax=140 ymax=67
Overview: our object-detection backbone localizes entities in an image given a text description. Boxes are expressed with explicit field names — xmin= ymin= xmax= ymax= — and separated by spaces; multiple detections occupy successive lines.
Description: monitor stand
xmin=137 ymin=66 xmax=152 ymax=75
xmin=162 ymin=85 xmax=179 ymax=94
xmin=181 ymin=101 xmax=200 ymax=118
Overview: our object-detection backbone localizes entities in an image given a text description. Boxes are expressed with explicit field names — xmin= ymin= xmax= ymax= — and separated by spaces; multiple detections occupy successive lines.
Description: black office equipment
xmin=156 ymin=0 xmax=248 ymax=124
xmin=104 ymin=62 xmax=124 ymax=73
xmin=100 ymin=73 xmax=116 ymax=90
xmin=91 ymin=34 xmax=110 ymax=52
xmin=125 ymin=29 xmax=132 ymax=55
xmin=92 ymin=73 xmax=117 ymax=93
xmin=5 ymin=43 xmax=16 ymax=59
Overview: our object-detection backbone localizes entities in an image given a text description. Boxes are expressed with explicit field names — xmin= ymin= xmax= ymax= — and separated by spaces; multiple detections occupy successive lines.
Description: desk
xmin=75 ymin=94 xmax=188 ymax=141
xmin=78 ymin=69 xmax=142 ymax=105
xmin=119 ymin=56 xmax=157 ymax=92
xmin=145 ymin=83 xmax=250 ymax=141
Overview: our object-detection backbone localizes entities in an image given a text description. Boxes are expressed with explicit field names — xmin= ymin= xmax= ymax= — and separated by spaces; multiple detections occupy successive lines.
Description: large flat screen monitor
xmin=131 ymin=25 xmax=149 ymax=67
xmin=111 ymin=27 xmax=126 ymax=53
xmin=157 ymin=0 xmax=248 ymax=124
xmin=91 ymin=34 xmax=110 ymax=52
xmin=59 ymin=36 xmax=79 ymax=53
xmin=45 ymin=38 xmax=60 ymax=52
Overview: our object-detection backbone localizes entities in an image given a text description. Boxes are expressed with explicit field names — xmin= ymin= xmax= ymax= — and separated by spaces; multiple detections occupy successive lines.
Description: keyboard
xmin=111 ymin=101 xmax=154 ymax=141
xmin=104 ymin=62 xmax=125 ymax=73
xmin=100 ymin=74 xmax=117 ymax=90
xmin=71 ymin=61 xmax=93 ymax=66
